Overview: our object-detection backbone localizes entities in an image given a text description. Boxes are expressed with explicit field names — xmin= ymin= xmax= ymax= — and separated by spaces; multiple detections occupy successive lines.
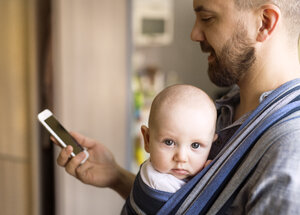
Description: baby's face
xmin=145 ymin=103 xmax=215 ymax=180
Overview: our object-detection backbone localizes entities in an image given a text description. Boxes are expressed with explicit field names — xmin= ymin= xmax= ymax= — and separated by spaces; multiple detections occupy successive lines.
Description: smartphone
xmin=38 ymin=109 xmax=89 ymax=164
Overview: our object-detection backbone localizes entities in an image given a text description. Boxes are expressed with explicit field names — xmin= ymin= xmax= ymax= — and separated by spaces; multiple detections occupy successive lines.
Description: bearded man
xmin=54 ymin=0 xmax=300 ymax=214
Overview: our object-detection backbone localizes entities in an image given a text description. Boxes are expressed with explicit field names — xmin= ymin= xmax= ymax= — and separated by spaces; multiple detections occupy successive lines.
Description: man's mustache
xmin=200 ymin=42 xmax=213 ymax=53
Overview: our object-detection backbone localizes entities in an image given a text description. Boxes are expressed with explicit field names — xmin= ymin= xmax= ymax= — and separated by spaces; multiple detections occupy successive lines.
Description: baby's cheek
xmin=191 ymin=159 xmax=207 ymax=174
xmin=151 ymin=155 xmax=169 ymax=173
xmin=153 ymin=163 xmax=169 ymax=174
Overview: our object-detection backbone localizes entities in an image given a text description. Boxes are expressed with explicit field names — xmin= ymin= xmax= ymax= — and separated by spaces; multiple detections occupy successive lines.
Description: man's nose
xmin=190 ymin=20 xmax=205 ymax=42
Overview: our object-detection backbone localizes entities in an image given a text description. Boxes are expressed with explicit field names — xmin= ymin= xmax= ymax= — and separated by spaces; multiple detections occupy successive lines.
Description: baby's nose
xmin=174 ymin=148 xmax=188 ymax=163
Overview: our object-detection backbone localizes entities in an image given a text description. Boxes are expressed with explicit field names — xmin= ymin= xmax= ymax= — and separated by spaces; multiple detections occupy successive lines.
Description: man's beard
xmin=201 ymin=27 xmax=256 ymax=87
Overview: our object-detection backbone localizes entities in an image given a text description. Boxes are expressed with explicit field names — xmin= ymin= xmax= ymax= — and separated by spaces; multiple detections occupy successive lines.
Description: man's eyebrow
xmin=194 ymin=5 xmax=214 ymax=13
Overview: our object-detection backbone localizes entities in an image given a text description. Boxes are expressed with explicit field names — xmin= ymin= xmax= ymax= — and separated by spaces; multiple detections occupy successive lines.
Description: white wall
xmin=52 ymin=0 xmax=129 ymax=214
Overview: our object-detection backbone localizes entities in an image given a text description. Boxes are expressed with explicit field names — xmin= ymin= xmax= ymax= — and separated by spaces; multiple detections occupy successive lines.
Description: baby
xmin=122 ymin=84 xmax=217 ymax=214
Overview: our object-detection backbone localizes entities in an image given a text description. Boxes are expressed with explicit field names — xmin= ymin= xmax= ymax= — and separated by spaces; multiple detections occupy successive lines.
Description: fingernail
xmin=66 ymin=145 xmax=73 ymax=152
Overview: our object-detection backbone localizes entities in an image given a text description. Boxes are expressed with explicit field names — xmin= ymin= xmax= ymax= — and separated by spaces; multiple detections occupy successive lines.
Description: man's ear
xmin=256 ymin=4 xmax=281 ymax=42
xmin=141 ymin=125 xmax=150 ymax=153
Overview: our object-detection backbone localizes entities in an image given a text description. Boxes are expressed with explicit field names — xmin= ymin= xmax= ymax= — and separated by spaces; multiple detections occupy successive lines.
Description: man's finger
xmin=50 ymin=136 xmax=59 ymax=146
xmin=57 ymin=145 xmax=73 ymax=167
xmin=70 ymin=132 xmax=95 ymax=148
xmin=75 ymin=160 xmax=93 ymax=182
xmin=65 ymin=151 xmax=87 ymax=176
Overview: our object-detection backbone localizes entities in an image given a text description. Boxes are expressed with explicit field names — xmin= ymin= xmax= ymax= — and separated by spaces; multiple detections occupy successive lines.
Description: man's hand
xmin=52 ymin=132 xmax=135 ymax=199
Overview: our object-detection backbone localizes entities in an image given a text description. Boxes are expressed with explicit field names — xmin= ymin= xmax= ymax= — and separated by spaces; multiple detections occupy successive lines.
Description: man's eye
xmin=164 ymin=139 xmax=175 ymax=146
xmin=201 ymin=17 xmax=213 ymax=23
xmin=191 ymin=142 xmax=200 ymax=149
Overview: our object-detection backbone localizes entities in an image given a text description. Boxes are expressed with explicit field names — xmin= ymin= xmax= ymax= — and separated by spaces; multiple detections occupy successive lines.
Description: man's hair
xmin=234 ymin=0 xmax=300 ymax=38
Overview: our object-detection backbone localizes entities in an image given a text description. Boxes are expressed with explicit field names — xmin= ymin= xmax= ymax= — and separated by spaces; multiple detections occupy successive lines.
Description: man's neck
xmin=234 ymin=56 xmax=300 ymax=121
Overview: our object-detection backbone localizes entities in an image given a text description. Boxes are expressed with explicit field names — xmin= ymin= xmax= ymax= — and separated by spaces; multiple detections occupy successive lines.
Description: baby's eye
xmin=191 ymin=142 xmax=200 ymax=149
xmin=164 ymin=139 xmax=175 ymax=146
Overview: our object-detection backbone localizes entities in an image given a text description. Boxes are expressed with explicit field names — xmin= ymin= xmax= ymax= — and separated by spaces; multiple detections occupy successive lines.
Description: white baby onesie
xmin=140 ymin=159 xmax=186 ymax=193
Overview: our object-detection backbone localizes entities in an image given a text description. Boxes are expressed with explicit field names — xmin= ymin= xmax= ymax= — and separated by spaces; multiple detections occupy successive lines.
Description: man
xmin=56 ymin=0 xmax=300 ymax=213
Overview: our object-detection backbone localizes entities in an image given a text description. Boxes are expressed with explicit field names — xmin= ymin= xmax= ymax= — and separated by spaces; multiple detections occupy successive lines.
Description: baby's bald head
xmin=148 ymin=85 xmax=217 ymax=137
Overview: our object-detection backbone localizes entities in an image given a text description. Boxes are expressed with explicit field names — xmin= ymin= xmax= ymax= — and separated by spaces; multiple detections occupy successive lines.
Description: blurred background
xmin=0 ymin=0 xmax=299 ymax=214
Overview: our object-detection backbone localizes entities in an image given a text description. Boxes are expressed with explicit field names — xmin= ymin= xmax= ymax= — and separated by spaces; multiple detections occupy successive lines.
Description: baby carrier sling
xmin=123 ymin=79 xmax=300 ymax=215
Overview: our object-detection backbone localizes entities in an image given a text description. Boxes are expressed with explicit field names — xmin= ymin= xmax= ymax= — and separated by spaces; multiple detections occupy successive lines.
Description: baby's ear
xmin=141 ymin=125 xmax=150 ymax=152
xmin=213 ymin=133 xmax=218 ymax=142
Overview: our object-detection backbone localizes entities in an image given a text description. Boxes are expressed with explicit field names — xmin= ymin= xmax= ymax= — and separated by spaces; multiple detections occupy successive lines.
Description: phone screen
xmin=45 ymin=115 xmax=84 ymax=155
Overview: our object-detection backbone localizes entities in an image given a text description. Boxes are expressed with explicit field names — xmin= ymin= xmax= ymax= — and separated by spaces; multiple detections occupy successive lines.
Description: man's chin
xmin=208 ymin=69 xmax=236 ymax=88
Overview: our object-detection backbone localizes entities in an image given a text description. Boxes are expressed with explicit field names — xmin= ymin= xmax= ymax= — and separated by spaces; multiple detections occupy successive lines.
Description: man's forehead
xmin=193 ymin=0 xmax=234 ymax=12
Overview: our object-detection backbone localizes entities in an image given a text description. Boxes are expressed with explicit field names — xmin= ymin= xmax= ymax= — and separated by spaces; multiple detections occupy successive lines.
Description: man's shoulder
xmin=228 ymin=111 xmax=300 ymax=214
xmin=263 ymin=110 xmax=300 ymax=141
xmin=253 ymin=110 xmax=300 ymax=176
xmin=257 ymin=110 xmax=300 ymax=160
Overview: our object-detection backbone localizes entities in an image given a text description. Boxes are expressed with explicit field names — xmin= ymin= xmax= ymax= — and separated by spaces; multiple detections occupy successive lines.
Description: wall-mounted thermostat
xmin=133 ymin=0 xmax=174 ymax=46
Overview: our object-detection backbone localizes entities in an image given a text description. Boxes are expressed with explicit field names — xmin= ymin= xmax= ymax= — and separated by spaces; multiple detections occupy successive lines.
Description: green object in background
xmin=134 ymin=91 xmax=144 ymax=110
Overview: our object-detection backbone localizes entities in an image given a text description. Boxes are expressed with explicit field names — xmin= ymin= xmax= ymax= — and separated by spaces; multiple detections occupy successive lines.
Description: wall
xmin=134 ymin=0 xmax=222 ymax=98
xmin=0 ymin=0 xmax=39 ymax=215
xmin=52 ymin=0 xmax=129 ymax=214
xmin=299 ymin=37 xmax=300 ymax=62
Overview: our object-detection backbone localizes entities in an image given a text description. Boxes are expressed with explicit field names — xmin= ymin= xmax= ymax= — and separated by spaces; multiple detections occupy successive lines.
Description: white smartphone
xmin=38 ymin=109 xmax=89 ymax=164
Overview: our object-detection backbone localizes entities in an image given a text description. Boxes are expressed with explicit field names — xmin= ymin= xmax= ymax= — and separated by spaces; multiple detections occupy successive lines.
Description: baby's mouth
xmin=172 ymin=168 xmax=189 ymax=176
